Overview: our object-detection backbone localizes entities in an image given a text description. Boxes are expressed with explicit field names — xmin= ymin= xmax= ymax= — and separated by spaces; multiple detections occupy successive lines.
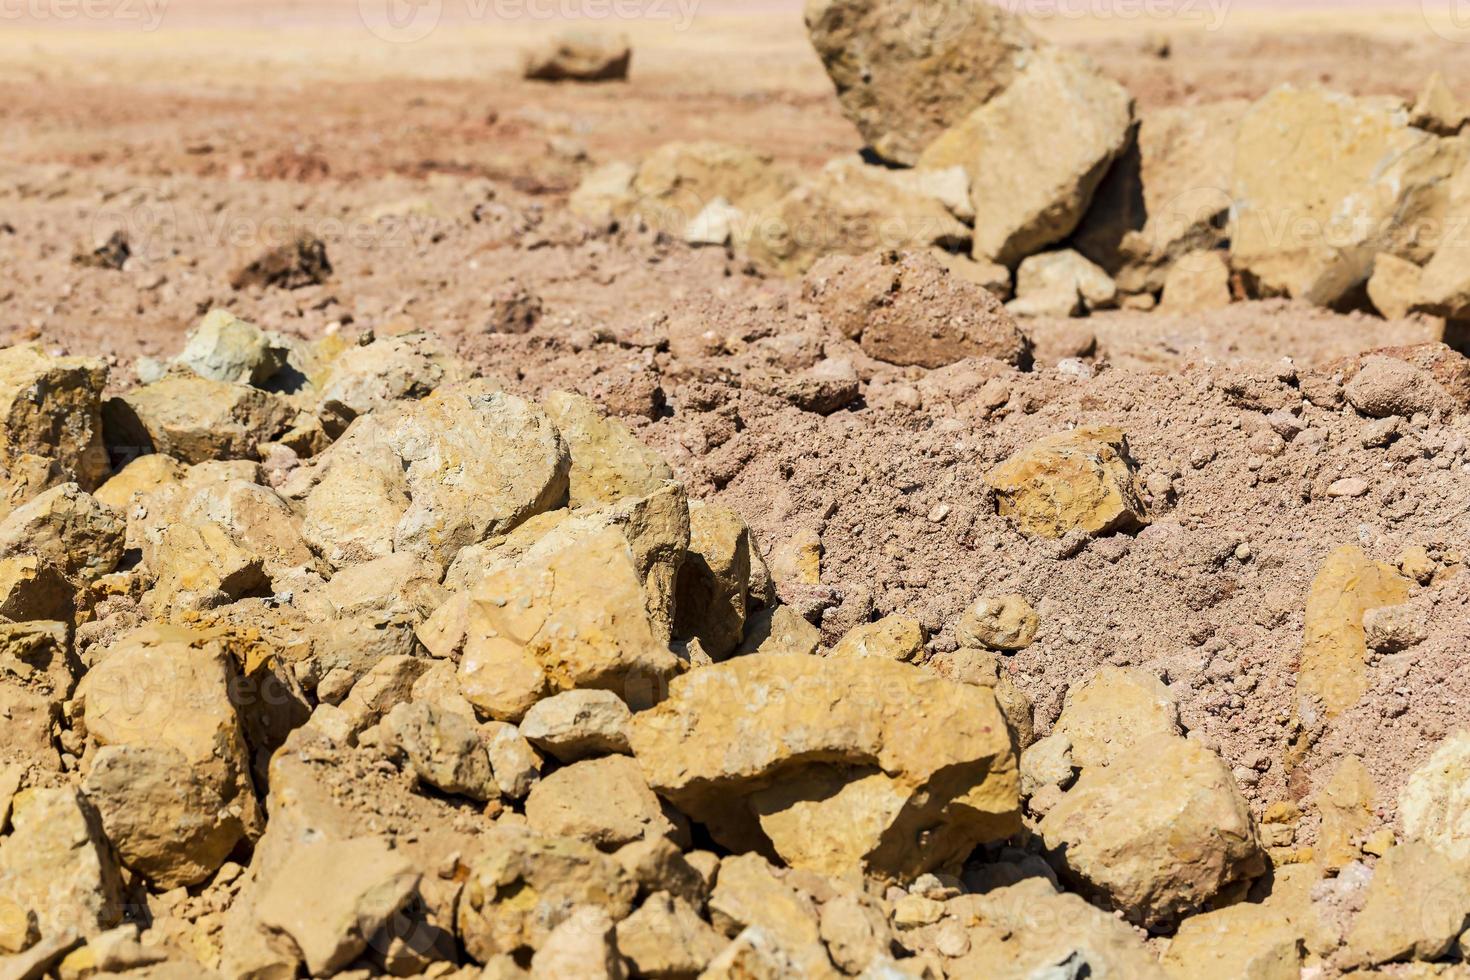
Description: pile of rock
xmin=3 ymin=307 xmax=1469 ymax=978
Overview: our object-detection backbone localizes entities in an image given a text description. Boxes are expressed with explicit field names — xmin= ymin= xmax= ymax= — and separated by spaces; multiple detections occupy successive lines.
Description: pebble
xmin=1328 ymin=478 xmax=1370 ymax=498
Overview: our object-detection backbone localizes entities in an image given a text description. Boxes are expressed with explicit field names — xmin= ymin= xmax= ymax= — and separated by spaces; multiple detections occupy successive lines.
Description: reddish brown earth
xmin=5 ymin=0 xmax=1470 ymax=856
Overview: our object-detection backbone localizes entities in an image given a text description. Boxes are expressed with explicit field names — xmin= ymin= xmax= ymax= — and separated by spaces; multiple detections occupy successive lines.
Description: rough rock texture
xmin=524 ymin=755 xmax=685 ymax=850
xmin=628 ymin=140 xmax=797 ymax=237
xmin=1400 ymin=730 xmax=1470 ymax=862
xmin=1341 ymin=841 xmax=1470 ymax=967
xmin=919 ymin=47 xmax=1134 ymax=266
xmin=174 ymin=309 xmax=286 ymax=386
xmin=673 ymin=501 xmax=752 ymax=660
xmin=630 ymin=653 xmax=1019 ymax=880
xmin=0 ymin=345 xmax=110 ymax=514
xmin=104 ymin=375 xmax=296 ymax=464
xmin=1007 ymin=249 xmax=1117 ymax=318
xmin=1038 ymin=732 xmax=1264 ymax=930
xmin=1159 ymin=250 xmax=1233 ymax=315
xmin=803 ymin=0 xmax=1036 ymax=166
xmin=985 ymin=426 xmax=1147 ymax=539
xmin=802 ymin=250 xmax=1030 ymax=370
xmin=1231 ymin=85 xmax=1466 ymax=305
xmin=0 ymin=788 xmax=124 ymax=939
xmin=522 ymin=32 xmax=632 ymax=83
xmin=314 ymin=332 xmax=470 ymax=435
xmin=544 ymin=390 xmax=674 ymax=508
xmin=1366 ymin=253 xmax=1423 ymax=321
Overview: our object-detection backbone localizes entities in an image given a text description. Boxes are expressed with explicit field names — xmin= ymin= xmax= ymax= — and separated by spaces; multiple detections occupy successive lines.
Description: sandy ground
xmin=6 ymin=0 xmax=1470 ymax=868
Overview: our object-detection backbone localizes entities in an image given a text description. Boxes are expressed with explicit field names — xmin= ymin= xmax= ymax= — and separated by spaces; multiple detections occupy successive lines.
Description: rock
xmin=614 ymin=837 xmax=710 ymax=906
xmin=1159 ymin=901 xmax=1302 ymax=980
xmin=174 ymin=309 xmax=285 ymax=386
xmin=519 ymin=689 xmax=633 ymax=762
xmin=78 ymin=625 xmax=260 ymax=888
xmin=229 ymin=232 xmax=331 ymax=290
xmin=1073 ymin=100 xmax=1248 ymax=293
xmin=803 ymin=0 xmax=1036 ymax=166
xmin=829 ymin=615 xmax=925 ymax=662
xmin=945 ymin=877 xmax=1166 ymax=978
xmin=957 ymin=594 xmax=1038 ymax=651
xmin=933 ymin=249 xmax=1013 ymax=298
xmin=673 ymin=502 xmax=752 ymax=660
xmin=985 ymin=427 xmax=1147 ymax=540
xmin=453 ymin=525 xmax=681 ymax=721
xmin=707 ymin=853 xmax=833 ymax=975
xmin=1159 ymin=250 xmax=1233 ymax=314
xmin=457 ymin=828 xmax=636 ymax=963
xmin=0 ymin=557 xmax=74 ymax=624
xmin=1049 ymin=667 xmax=1180 ymax=769
xmin=1343 ymin=355 xmax=1455 ymax=418
xmin=104 ymin=376 xmax=296 ymax=464
xmin=323 ymin=551 xmax=446 ymax=622
xmin=1038 ymin=732 xmax=1263 ymax=930
xmin=1401 ymin=731 xmax=1470 ymax=862
xmin=1230 ymin=85 xmax=1466 ymax=305
xmin=745 ymin=159 xmax=970 ymax=277
xmin=315 ymin=333 xmax=471 ymax=435
xmin=630 ymin=141 xmax=795 ymax=237
xmin=382 ymin=701 xmax=497 ymax=801
xmin=483 ymin=722 xmax=543 ymax=800
xmin=751 ymin=371 xmax=860 ymax=416
xmin=525 ymin=755 xmax=685 ymax=850
xmin=920 ymin=47 xmax=1133 ymax=266
xmin=1411 ymin=71 xmax=1467 ymax=135
xmin=337 ymin=655 xmax=431 ymax=732
xmin=522 ymin=32 xmax=631 ymax=82
xmin=543 ymin=391 xmax=673 ymax=508
xmin=802 ymin=250 xmax=1030 ymax=370
xmin=570 ymin=160 xmax=640 ymax=226
xmin=253 ymin=836 xmax=419 ymax=976
xmin=616 ymin=892 xmax=726 ymax=979
xmin=297 ymin=381 xmax=569 ymax=569
xmin=1296 ymin=545 xmax=1411 ymax=722
xmin=92 ymin=453 xmax=186 ymax=512
xmin=0 ymin=484 xmax=123 ymax=584
xmin=630 ymin=653 xmax=1019 ymax=881
xmin=736 ymin=605 xmax=822 ymax=658
xmin=1367 ymin=253 xmax=1423 ymax=320
xmin=1315 ymin=755 xmax=1376 ymax=873
xmin=1006 ymin=249 xmax=1117 ymax=318
xmin=818 ymin=892 xmax=894 ymax=974
xmin=1342 ymin=842 xmax=1470 ymax=967
xmin=73 ymin=229 xmax=130 ymax=270
xmin=684 ymin=197 xmax=743 ymax=247
xmin=529 ymin=907 xmax=624 ymax=979
xmin=0 ymin=788 xmax=124 ymax=938
xmin=0 ymin=344 xmax=110 ymax=511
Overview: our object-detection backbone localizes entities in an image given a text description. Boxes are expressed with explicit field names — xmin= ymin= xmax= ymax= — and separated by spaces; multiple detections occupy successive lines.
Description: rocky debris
xmin=985 ymin=427 xmax=1147 ymax=539
xmin=1006 ymin=249 xmax=1117 ymax=318
xmin=0 ymin=484 xmax=123 ymax=585
xmin=253 ymin=836 xmax=419 ymax=975
xmin=104 ymin=376 xmax=296 ymax=464
xmin=803 ymin=0 xmax=1036 ymax=166
xmin=1038 ymin=732 xmax=1263 ymax=930
xmin=544 ymin=390 xmax=673 ymax=508
xmin=957 ymin=594 xmax=1038 ymax=652
xmin=1159 ymin=900 xmax=1302 ymax=979
xmin=229 ymin=232 xmax=332 ymax=290
xmin=519 ymin=689 xmax=632 ymax=762
xmin=1074 ymin=100 xmax=1248 ymax=293
xmin=0 ymin=344 xmax=110 ymax=512
xmin=72 ymin=229 xmax=131 ymax=271
xmin=1341 ymin=841 xmax=1470 ymax=967
xmin=706 ymin=853 xmax=834 ymax=975
xmin=802 ymin=250 xmax=1031 ymax=369
xmin=1041 ymin=667 xmax=1180 ymax=771
xmin=1231 ymin=84 xmax=1464 ymax=305
xmin=382 ymin=701 xmax=497 ymax=800
xmin=294 ymin=380 xmax=569 ymax=569
xmin=1400 ymin=730 xmax=1470 ymax=862
xmin=1343 ymin=354 xmax=1455 ymax=418
xmin=829 ymin=614 xmax=925 ymax=661
xmin=522 ymin=32 xmax=631 ymax=83
xmin=745 ymin=158 xmax=970 ymax=276
xmin=174 ymin=309 xmax=287 ymax=386
xmin=1159 ymin=250 xmax=1233 ymax=315
xmin=1411 ymin=71 xmax=1467 ymax=135
xmin=629 ymin=141 xmax=796 ymax=237
xmin=920 ymin=47 xmax=1134 ymax=266
xmin=525 ymin=755 xmax=686 ymax=850
xmin=1296 ymin=545 xmax=1411 ymax=723
xmin=78 ymin=625 xmax=260 ymax=888
xmin=630 ymin=653 xmax=1019 ymax=880
xmin=529 ymin=906 xmax=624 ymax=978
xmin=673 ymin=502 xmax=752 ymax=661
xmin=0 ymin=788 xmax=124 ymax=939
xmin=315 ymin=332 xmax=471 ymax=435
xmin=616 ymin=891 xmax=726 ymax=978
xmin=1366 ymin=253 xmax=1423 ymax=320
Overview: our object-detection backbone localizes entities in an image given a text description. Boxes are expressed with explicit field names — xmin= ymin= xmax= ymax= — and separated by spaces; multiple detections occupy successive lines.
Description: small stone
xmin=1367 ymin=253 xmax=1424 ymax=320
xmin=1344 ymin=355 xmax=1454 ymax=419
xmin=382 ymin=701 xmax=497 ymax=801
xmin=1360 ymin=416 xmax=1401 ymax=448
xmin=829 ymin=615 xmax=925 ymax=662
xmin=617 ymin=892 xmax=727 ymax=978
xmin=1158 ymin=250 xmax=1232 ymax=314
xmin=1006 ymin=249 xmax=1117 ymax=318
xmin=229 ymin=232 xmax=331 ymax=290
xmin=174 ymin=309 xmax=285 ymax=386
xmin=987 ymin=427 xmax=1147 ymax=540
xmin=524 ymin=755 xmax=685 ymax=851
xmin=522 ymin=32 xmax=631 ymax=83
xmin=519 ymin=690 xmax=633 ymax=763
xmin=1363 ymin=602 xmax=1430 ymax=653
xmin=482 ymin=722 xmax=542 ymax=800
xmin=529 ymin=907 xmax=624 ymax=979
xmin=956 ymin=594 xmax=1039 ymax=651
xmin=1327 ymin=478 xmax=1370 ymax=498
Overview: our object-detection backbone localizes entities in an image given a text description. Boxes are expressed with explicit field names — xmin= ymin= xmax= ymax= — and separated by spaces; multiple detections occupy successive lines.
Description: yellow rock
xmin=957 ymin=594 xmax=1038 ymax=651
xmin=986 ymin=426 xmax=1147 ymax=540
xmin=829 ymin=615 xmax=925 ymax=661
xmin=1401 ymin=730 xmax=1470 ymax=862
xmin=771 ymin=528 xmax=822 ymax=586
xmin=1297 ymin=545 xmax=1410 ymax=721
xmin=1314 ymin=755 xmax=1376 ymax=873
xmin=1051 ymin=666 xmax=1180 ymax=769
xmin=543 ymin=391 xmax=674 ymax=509
xmin=93 ymin=454 xmax=187 ymax=511
xmin=1159 ymin=250 xmax=1232 ymax=315
xmin=1161 ymin=901 xmax=1302 ymax=980
xmin=0 ymin=344 xmax=110 ymax=514
xmin=1411 ymin=71 xmax=1468 ymax=135
xmin=1342 ymin=842 xmax=1470 ymax=968
xmin=1367 ymin=253 xmax=1424 ymax=321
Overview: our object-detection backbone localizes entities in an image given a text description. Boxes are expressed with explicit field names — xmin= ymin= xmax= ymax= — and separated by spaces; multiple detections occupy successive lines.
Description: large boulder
xmin=744 ymin=157 xmax=970 ymax=276
xmin=0 ymin=344 xmax=110 ymax=514
xmin=804 ymin=0 xmax=1036 ymax=166
xmin=1038 ymin=732 xmax=1264 ymax=931
xmin=919 ymin=47 xmax=1134 ymax=267
xmin=802 ymin=250 xmax=1030 ymax=369
xmin=630 ymin=653 xmax=1020 ymax=881
xmin=1231 ymin=85 xmax=1468 ymax=305
xmin=1073 ymin=100 xmax=1249 ymax=294
xmin=78 ymin=625 xmax=261 ymax=888
xmin=294 ymin=381 xmax=569 ymax=569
